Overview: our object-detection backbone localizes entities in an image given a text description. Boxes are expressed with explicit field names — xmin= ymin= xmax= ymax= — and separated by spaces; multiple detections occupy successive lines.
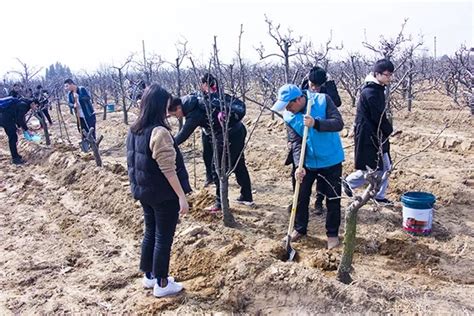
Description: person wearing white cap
xmin=272 ymin=84 xmax=345 ymax=249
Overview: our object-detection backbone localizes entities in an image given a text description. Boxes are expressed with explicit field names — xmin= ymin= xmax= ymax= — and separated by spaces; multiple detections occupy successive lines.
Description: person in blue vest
xmin=64 ymin=79 xmax=97 ymax=140
xmin=127 ymin=84 xmax=191 ymax=298
xmin=273 ymin=84 xmax=344 ymax=249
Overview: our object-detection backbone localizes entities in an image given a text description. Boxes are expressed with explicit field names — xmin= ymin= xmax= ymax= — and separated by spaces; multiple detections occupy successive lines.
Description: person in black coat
xmin=127 ymin=84 xmax=190 ymax=298
xmin=34 ymin=85 xmax=53 ymax=126
xmin=344 ymin=59 xmax=394 ymax=204
xmin=0 ymin=97 xmax=38 ymax=164
xmin=168 ymin=73 xmax=254 ymax=212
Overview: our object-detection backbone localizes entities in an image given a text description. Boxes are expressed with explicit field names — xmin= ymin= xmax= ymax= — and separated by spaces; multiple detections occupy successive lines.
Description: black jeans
xmin=139 ymin=199 xmax=179 ymax=279
xmin=0 ymin=118 xmax=20 ymax=160
xmin=294 ymin=163 xmax=342 ymax=237
xmin=202 ymin=131 xmax=214 ymax=182
xmin=213 ymin=125 xmax=253 ymax=207
xmin=291 ymin=163 xmax=324 ymax=207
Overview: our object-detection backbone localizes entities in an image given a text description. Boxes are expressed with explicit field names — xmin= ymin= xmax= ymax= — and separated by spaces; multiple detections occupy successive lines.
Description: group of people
xmin=1 ymin=59 xmax=395 ymax=298
xmin=0 ymin=83 xmax=48 ymax=164
xmin=126 ymin=58 xmax=396 ymax=298
xmin=0 ymin=79 xmax=99 ymax=164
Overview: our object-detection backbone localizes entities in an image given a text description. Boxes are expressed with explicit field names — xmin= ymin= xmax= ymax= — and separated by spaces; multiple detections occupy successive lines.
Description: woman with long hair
xmin=127 ymin=84 xmax=191 ymax=297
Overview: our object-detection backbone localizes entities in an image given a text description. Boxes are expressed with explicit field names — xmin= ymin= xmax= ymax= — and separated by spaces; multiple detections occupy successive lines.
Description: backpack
xmin=0 ymin=96 xmax=18 ymax=112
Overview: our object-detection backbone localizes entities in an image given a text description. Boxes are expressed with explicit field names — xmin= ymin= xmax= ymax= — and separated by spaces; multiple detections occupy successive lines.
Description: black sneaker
xmin=314 ymin=203 xmax=324 ymax=215
xmin=375 ymin=198 xmax=394 ymax=206
xmin=235 ymin=195 xmax=255 ymax=207
xmin=342 ymin=181 xmax=353 ymax=197
xmin=12 ymin=157 xmax=25 ymax=165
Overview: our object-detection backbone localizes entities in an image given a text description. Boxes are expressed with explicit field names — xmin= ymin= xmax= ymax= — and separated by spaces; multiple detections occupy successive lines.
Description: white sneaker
xmin=153 ymin=279 xmax=183 ymax=298
xmin=142 ymin=275 xmax=175 ymax=289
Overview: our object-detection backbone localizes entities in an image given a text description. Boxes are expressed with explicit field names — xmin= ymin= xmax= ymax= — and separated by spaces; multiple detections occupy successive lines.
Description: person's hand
xmin=304 ymin=115 xmax=315 ymax=128
xmin=179 ymin=196 xmax=189 ymax=215
xmin=295 ymin=167 xmax=306 ymax=183
xmin=217 ymin=111 xmax=226 ymax=125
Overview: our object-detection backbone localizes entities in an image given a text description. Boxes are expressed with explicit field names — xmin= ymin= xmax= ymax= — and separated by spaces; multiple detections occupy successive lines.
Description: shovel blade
xmin=285 ymin=236 xmax=297 ymax=262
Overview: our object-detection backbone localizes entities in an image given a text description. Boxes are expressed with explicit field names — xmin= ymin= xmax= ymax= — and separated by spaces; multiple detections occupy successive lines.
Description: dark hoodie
xmin=0 ymin=98 xmax=32 ymax=130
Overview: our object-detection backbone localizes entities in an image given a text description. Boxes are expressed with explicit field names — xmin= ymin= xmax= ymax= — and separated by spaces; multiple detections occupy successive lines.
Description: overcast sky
xmin=0 ymin=0 xmax=472 ymax=78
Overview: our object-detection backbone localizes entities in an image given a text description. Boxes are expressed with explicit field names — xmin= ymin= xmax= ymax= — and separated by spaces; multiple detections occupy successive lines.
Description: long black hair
xmin=130 ymin=84 xmax=171 ymax=134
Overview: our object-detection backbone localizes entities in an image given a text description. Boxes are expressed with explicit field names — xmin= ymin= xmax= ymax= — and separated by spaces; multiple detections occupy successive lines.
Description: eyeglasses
xmin=381 ymin=72 xmax=393 ymax=78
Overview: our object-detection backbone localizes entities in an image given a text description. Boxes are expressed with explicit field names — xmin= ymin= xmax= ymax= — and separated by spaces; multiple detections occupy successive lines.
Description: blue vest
xmin=284 ymin=91 xmax=344 ymax=169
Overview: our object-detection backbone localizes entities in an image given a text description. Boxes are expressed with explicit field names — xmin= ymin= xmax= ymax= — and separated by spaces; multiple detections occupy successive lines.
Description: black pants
xmin=294 ymin=163 xmax=342 ymax=237
xmin=0 ymin=117 xmax=20 ymax=160
xmin=291 ymin=164 xmax=328 ymax=207
xmin=140 ymin=199 xmax=179 ymax=279
xmin=79 ymin=115 xmax=96 ymax=140
xmin=213 ymin=125 xmax=253 ymax=207
xmin=202 ymin=131 xmax=213 ymax=182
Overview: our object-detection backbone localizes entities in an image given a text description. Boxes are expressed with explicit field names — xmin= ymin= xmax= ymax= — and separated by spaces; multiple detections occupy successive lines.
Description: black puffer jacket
xmin=353 ymin=75 xmax=393 ymax=171
xmin=127 ymin=125 xmax=191 ymax=205
xmin=174 ymin=91 xmax=246 ymax=145
xmin=0 ymin=97 xmax=32 ymax=130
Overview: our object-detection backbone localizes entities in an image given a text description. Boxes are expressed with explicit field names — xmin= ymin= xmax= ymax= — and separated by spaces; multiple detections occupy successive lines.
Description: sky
xmin=0 ymin=0 xmax=472 ymax=79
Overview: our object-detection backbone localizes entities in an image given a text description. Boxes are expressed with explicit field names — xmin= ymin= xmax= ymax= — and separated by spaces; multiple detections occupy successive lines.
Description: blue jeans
xmin=345 ymin=152 xmax=391 ymax=199
xmin=139 ymin=199 xmax=179 ymax=279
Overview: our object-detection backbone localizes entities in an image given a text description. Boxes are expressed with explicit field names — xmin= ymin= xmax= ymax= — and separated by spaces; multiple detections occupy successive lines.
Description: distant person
xmin=127 ymin=84 xmax=191 ymax=298
xmin=0 ymin=96 xmax=38 ymax=164
xmin=34 ymin=85 xmax=53 ymax=126
xmin=64 ymin=79 xmax=97 ymax=140
xmin=9 ymin=83 xmax=23 ymax=98
xmin=0 ymin=83 xmax=8 ymax=98
xmin=343 ymin=59 xmax=394 ymax=205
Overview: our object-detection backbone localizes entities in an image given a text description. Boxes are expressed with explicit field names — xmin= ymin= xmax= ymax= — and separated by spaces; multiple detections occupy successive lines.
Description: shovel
xmin=285 ymin=95 xmax=314 ymax=262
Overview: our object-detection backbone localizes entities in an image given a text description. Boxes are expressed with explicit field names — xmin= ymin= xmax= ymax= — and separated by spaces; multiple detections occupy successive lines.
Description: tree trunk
xmin=118 ymin=70 xmax=128 ymax=125
xmin=176 ymin=60 xmax=183 ymax=130
xmin=337 ymin=207 xmax=358 ymax=284
xmin=102 ymin=93 xmax=108 ymax=120
xmin=220 ymin=175 xmax=236 ymax=227
xmin=407 ymin=58 xmax=414 ymax=112
xmin=284 ymin=42 xmax=290 ymax=84
xmin=38 ymin=111 xmax=51 ymax=146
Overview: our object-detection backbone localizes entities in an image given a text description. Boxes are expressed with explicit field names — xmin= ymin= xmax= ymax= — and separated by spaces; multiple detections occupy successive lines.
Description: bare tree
xmin=256 ymin=15 xmax=304 ymax=83
xmin=10 ymin=58 xmax=43 ymax=90
xmin=440 ymin=45 xmax=473 ymax=114
xmin=362 ymin=18 xmax=413 ymax=121
xmin=111 ymin=55 xmax=134 ymax=124
xmin=335 ymin=53 xmax=368 ymax=107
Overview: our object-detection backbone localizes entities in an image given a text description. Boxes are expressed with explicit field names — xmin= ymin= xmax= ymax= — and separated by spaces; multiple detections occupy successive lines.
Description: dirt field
xmin=0 ymin=92 xmax=473 ymax=314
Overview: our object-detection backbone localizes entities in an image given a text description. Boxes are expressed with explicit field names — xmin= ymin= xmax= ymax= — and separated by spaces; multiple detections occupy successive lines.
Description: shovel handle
xmin=287 ymin=95 xmax=313 ymax=237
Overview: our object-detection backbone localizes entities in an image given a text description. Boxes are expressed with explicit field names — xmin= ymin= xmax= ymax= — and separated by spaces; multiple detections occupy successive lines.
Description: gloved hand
xmin=23 ymin=130 xmax=33 ymax=141
xmin=23 ymin=130 xmax=41 ymax=143
xmin=217 ymin=111 xmax=226 ymax=125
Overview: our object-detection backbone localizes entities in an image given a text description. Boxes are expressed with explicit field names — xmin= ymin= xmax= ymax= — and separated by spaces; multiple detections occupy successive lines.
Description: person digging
xmin=273 ymin=84 xmax=345 ymax=250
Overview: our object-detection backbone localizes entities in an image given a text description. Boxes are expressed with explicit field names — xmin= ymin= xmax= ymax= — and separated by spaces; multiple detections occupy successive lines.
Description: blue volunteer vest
xmin=284 ymin=91 xmax=344 ymax=169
